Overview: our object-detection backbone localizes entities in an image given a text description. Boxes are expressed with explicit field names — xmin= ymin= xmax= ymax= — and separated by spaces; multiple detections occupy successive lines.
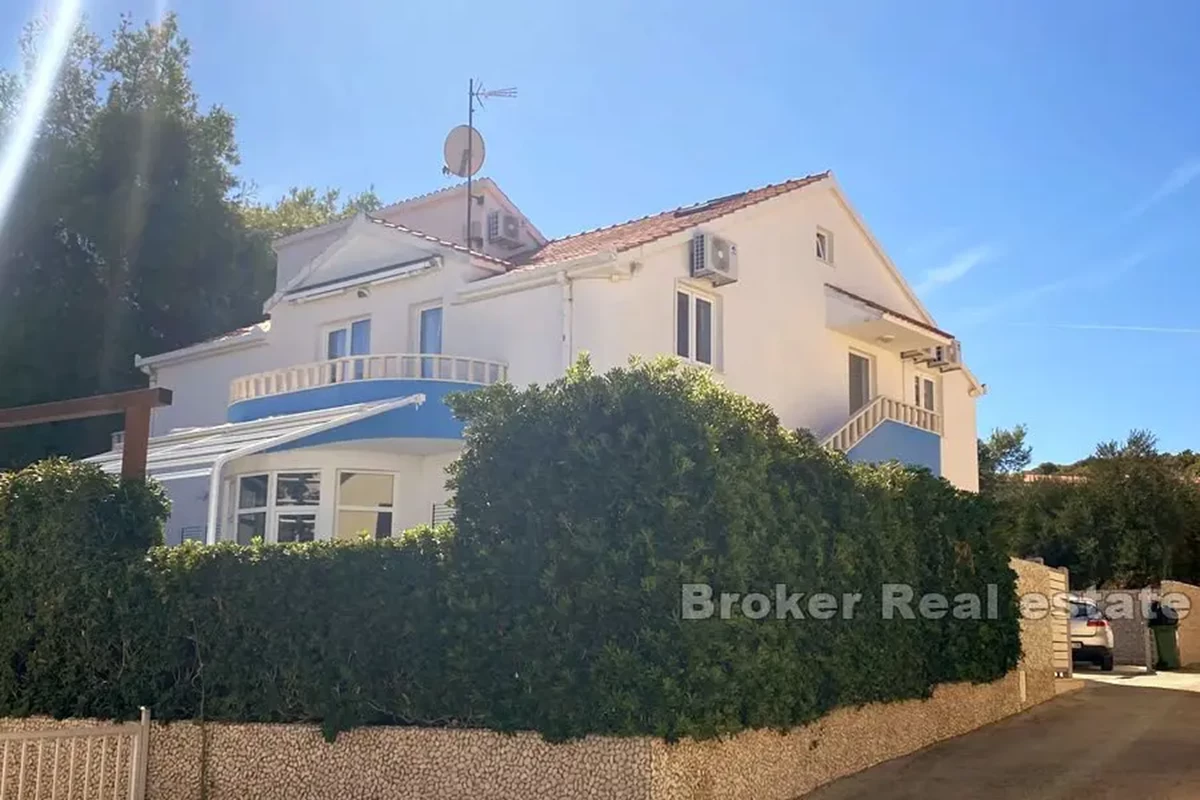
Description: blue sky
xmin=4 ymin=0 xmax=1199 ymax=464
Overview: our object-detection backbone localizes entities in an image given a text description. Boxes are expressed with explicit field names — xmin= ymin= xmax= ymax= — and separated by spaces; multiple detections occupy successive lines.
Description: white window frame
xmin=913 ymin=373 xmax=938 ymax=413
xmin=334 ymin=469 xmax=398 ymax=540
xmin=235 ymin=470 xmax=322 ymax=544
xmin=320 ymin=316 xmax=372 ymax=361
xmin=674 ymin=284 xmax=719 ymax=368
xmin=816 ymin=227 xmax=834 ymax=265
xmin=234 ymin=474 xmax=269 ymax=545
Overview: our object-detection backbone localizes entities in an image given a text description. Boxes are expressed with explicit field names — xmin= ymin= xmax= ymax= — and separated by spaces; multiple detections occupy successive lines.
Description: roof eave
xmin=135 ymin=327 xmax=269 ymax=371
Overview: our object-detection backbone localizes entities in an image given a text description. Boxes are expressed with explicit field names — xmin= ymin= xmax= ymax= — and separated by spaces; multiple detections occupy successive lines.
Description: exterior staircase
xmin=823 ymin=395 xmax=942 ymax=454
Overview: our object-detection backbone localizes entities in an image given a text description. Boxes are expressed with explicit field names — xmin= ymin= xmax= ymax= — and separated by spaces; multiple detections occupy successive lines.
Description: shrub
xmin=0 ymin=459 xmax=167 ymax=717
xmin=442 ymin=356 xmax=1019 ymax=739
xmin=0 ymin=359 xmax=1020 ymax=740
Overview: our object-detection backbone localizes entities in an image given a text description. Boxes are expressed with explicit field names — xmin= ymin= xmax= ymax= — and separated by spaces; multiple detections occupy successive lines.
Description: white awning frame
xmin=84 ymin=394 xmax=426 ymax=543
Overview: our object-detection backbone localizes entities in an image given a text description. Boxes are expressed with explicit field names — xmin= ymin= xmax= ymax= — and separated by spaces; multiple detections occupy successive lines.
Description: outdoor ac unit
xmin=943 ymin=341 xmax=962 ymax=365
xmin=689 ymin=233 xmax=738 ymax=286
xmin=488 ymin=212 xmax=523 ymax=249
xmin=922 ymin=342 xmax=962 ymax=366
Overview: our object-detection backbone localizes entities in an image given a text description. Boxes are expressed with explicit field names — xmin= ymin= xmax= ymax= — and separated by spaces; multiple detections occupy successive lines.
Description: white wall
xmin=375 ymin=182 xmax=541 ymax=262
xmin=147 ymin=343 xmax=276 ymax=435
xmin=567 ymin=182 xmax=979 ymax=488
xmin=449 ymin=282 xmax=564 ymax=386
xmin=147 ymin=180 xmax=978 ymax=493
xmin=274 ymin=224 xmax=348 ymax=292
xmin=940 ymin=369 xmax=980 ymax=491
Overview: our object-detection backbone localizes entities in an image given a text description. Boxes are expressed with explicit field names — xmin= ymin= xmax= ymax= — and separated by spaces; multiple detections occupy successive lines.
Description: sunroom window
xmin=275 ymin=472 xmax=320 ymax=542
xmin=236 ymin=474 xmax=268 ymax=545
xmin=234 ymin=471 xmax=320 ymax=544
xmin=336 ymin=471 xmax=395 ymax=540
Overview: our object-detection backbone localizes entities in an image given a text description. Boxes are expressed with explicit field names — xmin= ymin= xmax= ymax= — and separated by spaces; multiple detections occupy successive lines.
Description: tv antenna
xmin=442 ymin=79 xmax=516 ymax=253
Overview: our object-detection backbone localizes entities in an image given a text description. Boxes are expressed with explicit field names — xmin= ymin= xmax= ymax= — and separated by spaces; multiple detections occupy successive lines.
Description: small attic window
xmin=815 ymin=228 xmax=833 ymax=264
xmin=486 ymin=211 xmax=500 ymax=241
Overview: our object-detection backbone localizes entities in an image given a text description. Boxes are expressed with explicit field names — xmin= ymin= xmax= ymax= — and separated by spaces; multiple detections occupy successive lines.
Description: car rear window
xmin=1070 ymin=601 xmax=1103 ymax=620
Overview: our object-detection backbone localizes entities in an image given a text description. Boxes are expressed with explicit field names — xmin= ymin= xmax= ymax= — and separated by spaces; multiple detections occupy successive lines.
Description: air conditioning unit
xmin=916 ymin=342 xmax=962 ymax=367
xmin=488 ymin=212 xmax=523 ymax=249
xmin=689 ymin=233 xmax=738 ymax=286
xmin=942 ymin=340 xmax=962 ymax=366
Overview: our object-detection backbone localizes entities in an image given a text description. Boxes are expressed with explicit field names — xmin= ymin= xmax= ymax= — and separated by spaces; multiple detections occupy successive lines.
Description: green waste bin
xmin=1153 ymin=625 xmax=1181 ymax=670
xmin=1150 ymin=599 xmax=1181 ymax=670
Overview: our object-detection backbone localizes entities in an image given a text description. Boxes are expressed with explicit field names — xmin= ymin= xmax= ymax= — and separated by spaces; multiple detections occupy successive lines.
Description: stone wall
xmin=1009 ymin=557 xmax=1059 ymax=700
xmin=1160 ymin=579 xmax=1200 ymax=667
xmin=0 ymin=560 xmax=1061 ymax=800
xmin=1096 ymin=588 xmax=1154 ymax=667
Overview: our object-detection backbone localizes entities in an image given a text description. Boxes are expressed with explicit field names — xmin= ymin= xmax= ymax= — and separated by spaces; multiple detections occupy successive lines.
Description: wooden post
xmin=0 ymin=387 xmax=172 ymax=480
xmin=121 ymin=404 xmax=153 ymax=479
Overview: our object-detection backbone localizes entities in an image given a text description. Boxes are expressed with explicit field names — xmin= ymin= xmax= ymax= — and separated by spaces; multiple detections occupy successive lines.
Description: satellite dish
xmin=443 ymin=125 xmax=485 ymax=178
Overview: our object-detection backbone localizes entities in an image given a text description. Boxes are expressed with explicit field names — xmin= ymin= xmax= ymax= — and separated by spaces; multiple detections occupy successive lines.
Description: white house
xmin=87 ymin=172 xmax=985 ymax=545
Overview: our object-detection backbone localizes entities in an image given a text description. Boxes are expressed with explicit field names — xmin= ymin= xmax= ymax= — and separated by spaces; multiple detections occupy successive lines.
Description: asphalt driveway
xmin=801 ymin=684 xmax=1200 ymax=799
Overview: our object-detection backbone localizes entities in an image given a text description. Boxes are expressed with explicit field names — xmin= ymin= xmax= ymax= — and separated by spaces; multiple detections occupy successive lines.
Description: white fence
xmin=0 ymin=709 xmax=149 ymax=800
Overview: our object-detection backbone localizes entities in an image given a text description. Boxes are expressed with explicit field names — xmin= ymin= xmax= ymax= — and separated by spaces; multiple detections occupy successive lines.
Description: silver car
xmin=1069 ymin=595 xmax=1114 ymax=671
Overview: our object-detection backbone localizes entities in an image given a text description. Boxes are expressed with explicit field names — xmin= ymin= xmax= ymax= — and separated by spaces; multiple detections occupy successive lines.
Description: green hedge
xmin=0 ymin=358 xmax=1020 ymax=740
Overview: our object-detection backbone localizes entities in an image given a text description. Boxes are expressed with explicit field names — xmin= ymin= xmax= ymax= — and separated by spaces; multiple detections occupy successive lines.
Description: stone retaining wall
xmin=0 ymin=559 xmax=1061 ymax=800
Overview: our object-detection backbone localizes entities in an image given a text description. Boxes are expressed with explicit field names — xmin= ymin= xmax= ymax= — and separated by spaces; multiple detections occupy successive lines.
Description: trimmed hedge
xmin=0 ymin=358 xmax=1020 ymax=740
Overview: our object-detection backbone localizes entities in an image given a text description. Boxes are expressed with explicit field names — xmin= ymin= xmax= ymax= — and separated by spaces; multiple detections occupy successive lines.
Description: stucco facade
xmin=94 ymin=173 xmax=984 ymax=544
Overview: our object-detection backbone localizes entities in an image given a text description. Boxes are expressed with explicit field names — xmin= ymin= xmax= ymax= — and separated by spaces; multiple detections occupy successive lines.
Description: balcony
xmin=227 ymin=353 xmax=508 ymax=426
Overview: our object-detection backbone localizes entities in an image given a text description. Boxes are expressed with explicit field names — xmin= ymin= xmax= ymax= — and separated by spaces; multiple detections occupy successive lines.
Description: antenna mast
xmin=463 ymin=80 xmax=516 ymax=253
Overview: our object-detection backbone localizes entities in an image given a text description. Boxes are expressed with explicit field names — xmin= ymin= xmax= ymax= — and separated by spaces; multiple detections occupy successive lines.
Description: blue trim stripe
xmin=846 ymin=420 xmax=941 ymax=476
xmin=228 ymin=379 xmax=481 ymax=446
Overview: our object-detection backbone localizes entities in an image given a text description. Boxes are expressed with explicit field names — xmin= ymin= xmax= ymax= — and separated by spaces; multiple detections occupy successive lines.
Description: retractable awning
xmin=85 ymin=395 xmax=424 ymax=482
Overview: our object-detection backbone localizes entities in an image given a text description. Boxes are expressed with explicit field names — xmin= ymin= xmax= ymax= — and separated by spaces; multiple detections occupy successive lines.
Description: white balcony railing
xmin=230 ymin=354 xmax=508 ymax=404
xmin=823 ymin=395 xmax=941 ymax=454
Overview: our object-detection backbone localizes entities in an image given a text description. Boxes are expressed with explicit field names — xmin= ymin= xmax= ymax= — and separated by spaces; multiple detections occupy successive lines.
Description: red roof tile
xmin=513 ymin=172 xmax=830 ymax=268
xmin=366 ymin=215 xmax=514 ymax=268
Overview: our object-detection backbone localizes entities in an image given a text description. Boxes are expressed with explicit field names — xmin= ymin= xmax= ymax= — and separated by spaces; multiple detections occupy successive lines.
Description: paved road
xmin=802 ymin=684 xmax=1200 ymax=800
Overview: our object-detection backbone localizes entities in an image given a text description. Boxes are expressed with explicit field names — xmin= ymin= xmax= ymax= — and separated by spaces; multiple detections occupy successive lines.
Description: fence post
xmin=128 ymin=707 xmax=151 ymax=800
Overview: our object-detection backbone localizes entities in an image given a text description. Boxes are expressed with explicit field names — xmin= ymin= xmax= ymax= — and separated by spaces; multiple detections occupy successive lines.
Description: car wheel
xmin=1100 ymin=652 xmax=1114 ymax=672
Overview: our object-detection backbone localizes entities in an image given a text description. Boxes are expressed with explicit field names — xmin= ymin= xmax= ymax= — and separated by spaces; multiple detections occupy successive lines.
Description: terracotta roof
xmin=513 ymin=172 xmax=830 ymax=268
xmin=365 ymin=215 xmax=513 ymax=268
xmin=824 ymin=284 xmax=952 ymax=340
xmin=384 ymin=180 xmax=469 ymax=207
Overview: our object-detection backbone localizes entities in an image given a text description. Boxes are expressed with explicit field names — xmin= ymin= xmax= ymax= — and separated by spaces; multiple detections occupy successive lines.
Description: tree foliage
xmin=978 ymin=424 xmax=1031 ymax=491
xmin=239 ymin=186 xmax=382 ymax=239
xmin=989 ymin=429 xmax=1200 ymax=588
xmin=0 ymin=14 xmax=382 ymax=469
xmin=0 ymin=14 xmax=272 ymax=466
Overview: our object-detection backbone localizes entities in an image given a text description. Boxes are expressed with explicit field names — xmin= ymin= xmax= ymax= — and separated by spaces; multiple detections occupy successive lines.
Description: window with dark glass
xmin=676 ymin=291 xmax=690 ymax=358
xmin=695 ymin=297 xmax=713 ymax=365
xmin=677 ymin=289 xmax=715 ymax=366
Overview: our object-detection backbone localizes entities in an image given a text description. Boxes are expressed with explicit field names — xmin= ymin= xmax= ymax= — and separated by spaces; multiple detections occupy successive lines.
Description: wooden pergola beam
xmin=0 ymin=387 xmax=173 ymax=479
